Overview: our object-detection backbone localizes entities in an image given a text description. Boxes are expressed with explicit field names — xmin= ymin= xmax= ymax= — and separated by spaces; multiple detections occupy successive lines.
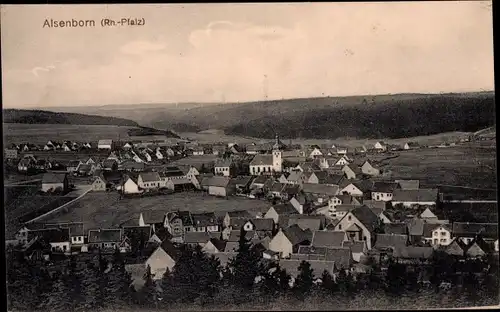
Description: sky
xmin=1 ymin=2 xmax=494 ymax=108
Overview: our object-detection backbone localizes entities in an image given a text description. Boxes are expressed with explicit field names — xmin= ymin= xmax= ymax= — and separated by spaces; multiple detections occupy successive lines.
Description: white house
xmin=308 ymin=147 xmax=323 ymax=159
xmin=374 ymin=141 xmax=387 ymax=152
xmin=334 ymin=206 xmax=379 ymax=250
xmin=371 ymin=182 xmax=399 ymax=202
xmin=249 ymin=146 xmax=282 ymax=175
xmin=361 ymin=161 xmax=380 ymax=176
xmin=334 ymin=156 xmax=350 ymax=166
xmin=392 ymin=189 xmax=439 ymax=207
xmin=427 ymin=224 xmax=452 ymax=247
xmin=122 ymin=176 xmax=142 ymax=194
xmin=155 ymin=148 xmax=164 ymax=160
xmin=336 ymin=147 xmax=348 ymax=155
xmin=137 ymin=172 xmax=163 ymax=190
xmin=145 ymin=241 xmax=178 ymax=279
xmin=98 ymin=139 xmax=112 ymax=150
xmin=339 ymin=183 xmax=364 ymax=197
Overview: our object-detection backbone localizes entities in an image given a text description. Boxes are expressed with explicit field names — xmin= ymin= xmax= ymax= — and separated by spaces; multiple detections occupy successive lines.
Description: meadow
xmin=39 ymin=191 xmax=272 ymax=230
xmin=379 ymin=145 xmax=497 ymax=189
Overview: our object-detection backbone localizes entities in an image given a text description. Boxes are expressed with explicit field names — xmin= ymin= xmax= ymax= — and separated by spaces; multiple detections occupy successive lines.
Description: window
xmin=338 ymin=224 xmax=342 ymax=230
xmin=440 ymin=239 xmax=446 ymax=243
xmin=433 ymin=232 xmax=438 ymax=237
xmin=63 ymin=245 xmax=67 ymax=251
xmin=441 ymin=232 xmax=447 ymax=237
xmin=348 ymin=216 xmax=351 ymax=221
xmin=363 ymin=236 xmax=366 ymax=241
xmin=433 ymin=239 xmax=438 ymax=245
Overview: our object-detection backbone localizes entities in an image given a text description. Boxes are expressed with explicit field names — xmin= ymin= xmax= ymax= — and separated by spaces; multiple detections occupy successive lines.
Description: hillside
xmin=3 ymin=109 xmax=140 ymax=127
xmin=150 ymin=92 xmax=496 ymax=139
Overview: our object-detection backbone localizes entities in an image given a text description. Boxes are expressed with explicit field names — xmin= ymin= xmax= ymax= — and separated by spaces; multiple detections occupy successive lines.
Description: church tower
xmin=272 ymin=134 xmax=282 ymax=172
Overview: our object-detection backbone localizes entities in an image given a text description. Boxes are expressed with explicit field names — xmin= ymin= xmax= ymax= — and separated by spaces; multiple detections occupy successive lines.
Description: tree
xmin=42 ymin=270 xmax=75 ymax=312
xmin=293 ymin=261 xmax=314 ymax=300
xmin=104 ymin=250 xmax=133 ymax=309
xmin=79 ymin=262 xmax=104 ymax=310
xmin=320 ymin=270 xmax=336 ymax=297
xmin=385 ymin=261 xmax=406 ymax=295
xmin=160 ymin=267 xmax=174 ymax=306
xmin=139 ymin=265 xmax=159 ymax=308
xmin=229 ymin=227 xmax=263 ymax=290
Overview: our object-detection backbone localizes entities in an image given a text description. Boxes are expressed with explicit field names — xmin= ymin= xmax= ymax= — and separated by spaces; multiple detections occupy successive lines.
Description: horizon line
xmin=3 ymin=89 xmax=495 ymax=110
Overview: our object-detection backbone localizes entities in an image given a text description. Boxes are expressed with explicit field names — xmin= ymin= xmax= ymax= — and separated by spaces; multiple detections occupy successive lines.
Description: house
xmin=5 ymin=148 xmax=18 ymax=159
xmin=98 ymin=139 xmax=113 ymax=150
xmin=87 ymin=229 xmax=122 ymax=250
xmin=440 ymin=238 xmax=466 ymax=257
xmin=76 ymin=163 xmax=94 ymax=176
xmin=183 ymin=166 xmax=200 ymax=179
xmin=403 ymin=142 xmax=420 ymax=150
xmin=159 ymin=167 xmax=186 ymax=183
xmin=250 ymin=175 xmax=270 ymax=190
xmin=184 ymin=232 xmax=212 ymax=247
xmin=374 ymin=141 xmax=387 ymax=152
xmin=41 ymin=172 xmax=69 ymax=193
xmin=308 ymin=147 xmax=323 ymax=159
xmin=373 ymin=233 xmax=408 ymax=251
xmin=334 ymin=205 xmax=379 ymax=250
xmin=192 ymin=146 xmax=205 ymax=156
xmin=333 ymin=155 xmax=350 ymax=166
xmin=340 ymin=181 xmax=373 ymax=197
xmin=242 ymin=219 xmax=275 ymax=236
xmin=211 ymin=145 xmax=227 ymax=156
xmin=166 ymin=178 xmax=195 ymax=192
xmin=191 ymin=212 xmax=220 ymax=232
xmin=119 ymin=160 xmax=146 ymax=172
xmin=223 ymin=210 xmax=253 ymax=229
xmin=269 ymin=182 xmax=286 ymax=198
xmin=294 ymin=162 xmax=321 ymax=173
xmin=137 ymin=172 xmax=163 ymax=190
xmin=166 ymin=211 xmax=194 ymax=242
xmin=214 ymin=159 xmax=235 ymax=177
xmin=392 ymin=189 xmax=439 ymax=207
xmin=278 ymin=259 xmax=336 ymax=282
xmin=342 ymin=165 xmax=363 ymax=180
xmin=424 ymin=224 xmax=452 ymax=247
xmin=286 ymin=171 xmax=304 ymax=186
xmin=249 ymin=149 xmax=282 ymax=175
xmin=371 ymin=182 xmax=399 ymax=202
xmin=145 ymin=240 xmax=181 ymax=279
xmin=92 ymin=174 xmax=107 ymax=191
xmin=328 ymin=204 xmax=359 ymax=220
xmin=420 ymin=208 xmax=438 ymax=221
xmin=155 ymin=148 xmax=164 ymax=160
xmin=311 ymin=231 xmax=347 ymax=248
xmin=395 ymin=179 xmax=420 ymax=190
xmin=307 ymin=171 xmax=342 ymax=186
xmin=289 ymin=196 xmax=306 ymax=214
xmin=202 ymin=238 xmax=227 ymax=254
xmin=452 ymin=222 xmax=498 ymax=245
xmin=336 ymin=146 xmax=348 ymax=155
xmin=361 ymin=161 xmax=380 ymax=176
xmin=17 ymin=156 xmax=36 ymax=172
xmin=264 ymin=203 xmax=300 ymax=224
xmin=392 ymin=246 xmax=434 ymax=263
xmin=102 ymin=158 xmax=118 ymax=171
xmin=203 ymin=176 xmax=234 ymax=197
xmin=464 ymin=238 xmax=491 ymax=258
xmin=121 ymin=174 xmax=142 ymax=194
xmin=293 ymin=246 xmax=353 ymax=269
xmin=268 ymin=225 xmax=312 ymax=258
xmin=28 ymin=228 xmax=72 ymax=254
xmin=343 ymin=241 xmax=367 ymax=262
xmin=123 ymin=142 xmax=133 ymax=150
xmin=406 ymin=218 xmax=425 ymax=245
xmin=35 ymin=159 xmax=51 ymax=171
xmin=228 ymin=176 xmax=254 ymax=194
xmin=283 ymin=215 xmax=325 ymax=231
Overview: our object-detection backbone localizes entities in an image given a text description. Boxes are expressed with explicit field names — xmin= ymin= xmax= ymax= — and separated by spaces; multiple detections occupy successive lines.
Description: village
xmin=4 ymin=133 xmax=498 ymax=294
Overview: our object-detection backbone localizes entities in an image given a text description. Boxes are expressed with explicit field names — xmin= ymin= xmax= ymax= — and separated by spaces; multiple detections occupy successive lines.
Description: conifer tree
xmin=293 ymin=261 xmax=314 ymax=300
xmin=139 ymin=264 xmax=160 ymax=308
xmin=104 ymin=249 xmax=133 ymax=309
xmin=320 ymin=270 xmax=335 ymax=296
xmin=229 ymin=227 xmax=263 ymax=290
xmin=79 ymin=262 xmax=104 ymax=310
xmin=160 ymin=267 xmax=174 ymax=306
xmin=43 ymin=270 xmax=75 ymax=312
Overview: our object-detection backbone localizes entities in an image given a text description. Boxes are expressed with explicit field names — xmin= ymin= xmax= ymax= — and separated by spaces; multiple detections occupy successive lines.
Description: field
xmin=179 ymin=131 xmax=472 ymax=147
xmin=39 ymin=191 xmax=272 ymax=230
xmin=378 ymin=145 xmax=497 ymax=189
xmin=4 ymin=185 xmax=77 ymax=238
xmin=3 ymin=123 xmax=137 ymax=145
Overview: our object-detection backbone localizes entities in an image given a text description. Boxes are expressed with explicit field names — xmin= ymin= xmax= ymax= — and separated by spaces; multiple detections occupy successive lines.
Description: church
xmin=249 ymin=135 xmax=284 ymax=175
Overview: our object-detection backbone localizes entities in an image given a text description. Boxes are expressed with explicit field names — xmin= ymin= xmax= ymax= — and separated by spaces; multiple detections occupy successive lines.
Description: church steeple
xmin=273 ymin=133 xmax=281 ymax=150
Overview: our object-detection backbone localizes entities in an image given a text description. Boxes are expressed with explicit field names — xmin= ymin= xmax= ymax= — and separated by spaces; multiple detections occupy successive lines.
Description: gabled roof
xmin=279 ymin=259 xmax=335 ymax=278
xmin=141 ymin=210 xmax=167 ymax=224
xmin=252 ymin=175 xmax=269 ymax=185
xmin=342 ymin=241 xmax=366 ymax=254
xmin=170 ymin=211 xmax=193 ymax=226
xmin=229 ymin=176 xmax=254 ymax=188
xmin=286 ymin=215 xmax=324 ymax=231
xmin=31 ymin=228 xmax=70 ymax=243
xmin=42 ymin=172 xmax=67 ymax=184
xmin=271 ymin=202 xmax=299 ymax=215
xmin=297 ymin=162 xmax=321 ymax=172
xmin=392 ymin=189 xmax=439 ymax=202
xmin=464 ymin=237 xmax=491 ymax=257
xmin=45 ymin=222 xmax=85 ymax=236
xmin=302 ymin=183 xmax=339 ymax=196
xmin=372 ymin=181 xmax=399 ymax=193
xmin=287 ymin=171 xmax=303 ymax=182
xmin=311 ymin=231 xmax=345 ymax=248
xmin=282 ymin=224 xmax=312 ymax=246
xmin=325 ymin=247 xmax=353 ymax=268
xmin=352 ymin=180 xmax=374 ymax=193
xmin=335 ymin=204 xmax=358 ymax=213
xmin=250 ymin=154 xmax=273 ymax=166
xmin=452 ymin=222 xmax=498 ymax=239
xmin=407 ymin=218 xmax=425 ymax=236
xmin=88 ymin=229 xmax=122 ymax=243
xmin=227 ymin=230 xmax=256 ymax=242
xmin=208 ymin=238 xmax=227 ymax=252
xmin=215 ymin=158 xmax=233 ymax=167
xmin=271 ymin=182 xmax=285 ymax=193
xmin=374 ymin=234 xmax=408 ymax=250
xmin=282 ymin=184 xmax=301 ymax=196
xmin=420 ymin=207 xmax=438 ymax=219
xmin=227 ymin=210 xmax=253 ymax=219
xmin=102 ymin=158 xmax=117 ymax=168
xmin=350 ymin=205 xmax=379 ymax=233
xmin=160 ymin=240 xmax=181 ymax=262
xmin=441 ymin=238 xmax=465 ymax=256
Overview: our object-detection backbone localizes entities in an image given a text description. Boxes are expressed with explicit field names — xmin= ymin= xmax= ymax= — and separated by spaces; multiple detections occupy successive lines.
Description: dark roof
xmin=227 ymin=230 xmax=256 ymax=242
xmin=102 ymin=159 xmax=117 ymax=169
xmin=372 ymin=181 xmax=399 ymax=193
xmin=159 ymin=170 xmax=185 ymax=178
xmin=229 ymin=176 xmax=254 ymax=188
xmin=352 ymin=180 xmax=374 ymax=193
xmin=452 ymin=222 xmax=498 ymax=239
xmin=374 ymin=234 xmax=408 ymax=250
xmin=227 ymin=210 xmax=253 ymax=219
xmin=230 ymin=217 xmax=250 ymax=229
xmin=139 ymin=172 xmax=162 ymax=182
xmin=342 ymin=241 xmax=366 ymax=253
xmin=208 ymin=238 xmax=227 ymax=252
xmin=464 ymin=237 xmax=492 ymax=257
xmin=160 ymin=240 xmax=181 ymax=261
xmin=68 ymin=160 xmax=81 ymax=168
xmin=252 ymin=175 xmax=269 ymax=185
xmin=392 ymin=189 xmax=439 ymax=202
xmin=249 ymin=218 xmax=274 ymax=231
xmin=282 ymin=224 xmax=312 ymax=246
xmin=407 ymin=218 xmax=425 ymax=236
xmin=311 ymin=231 xmax=345 ymax=248
xmin=282 ymin=184 xmax=301 ymax=196
xmin=393 ymin=246 xmax=433 ymax=259
xmin=384 ymin=223 xmax=408 ymax=235
xmin=271 ymin=203 xmax=299 ymax=216
xmin=286 ymin=215 xmax=324 ymax=231
xmin=142 ymin=210 xmax=167 ymax=224
xmin=88 ymin=229 xmax=122 ymax=243
xmin=395 ymin=180 xmax=420 ymax=190
xmin=42 ymin=172 xmax=67 ymax=184
xmin=250 ymin=154 xmax=273 ymax=166
xmin=45 ymin=222 xmax=85 ymax=236
xmin=184 ymin=231 xmax=211 ymax=244
xmin=191 ymin=212 xmax=218 ymax=227
xmin=30 ymin=228 xmax=70 ymax=243
xmin=440 ymin=238 xmax=465 ymax=256
xmin=350 ymin=205 xmax=379 ymax=233
xmin=271 ymin=182 xmax=285 ymax=193
xmin=123 ymin=226 xmax=152 ymax=240
xmin=279 ymin=260 xmax=335 ymax=278
xmin=203 ymin=176 xmax=231 ymax=188
xmin=325 ymin=247 xmax=353 ymax=268
xmin=302 ymin=183 xmax=339 ymax=196
xmin=171 ymin=211 xmax=193 ymax=226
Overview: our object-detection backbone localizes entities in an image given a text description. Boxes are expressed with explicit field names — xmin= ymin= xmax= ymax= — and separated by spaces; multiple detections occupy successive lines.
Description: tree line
xmin=6 ymin=229 xmax=499 ymax=311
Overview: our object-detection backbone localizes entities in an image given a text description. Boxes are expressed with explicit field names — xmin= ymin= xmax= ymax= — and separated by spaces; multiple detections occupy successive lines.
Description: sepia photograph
xmin=1 ymin=2 xmax=497 ymax=311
